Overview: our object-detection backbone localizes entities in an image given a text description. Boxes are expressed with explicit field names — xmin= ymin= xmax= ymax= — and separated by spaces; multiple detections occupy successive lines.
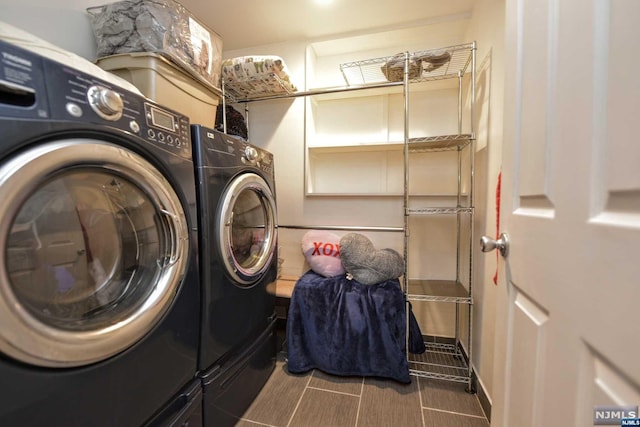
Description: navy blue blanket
xmin=286 ymin=271 xmax=425 ymax=384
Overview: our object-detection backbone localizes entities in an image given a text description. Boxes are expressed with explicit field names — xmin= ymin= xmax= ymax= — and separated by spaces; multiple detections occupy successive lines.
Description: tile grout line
xmin=417 ymin=374 xmax=489 ymax=422
xmin=353 ymin=377 xmax=365 ymax=427
xmin=416 ymin=376 xmax=426 ymax=427
xmin=422 ymin=406 xmax=488 ymax=420
xmin=236 ymin=418 xmax=277 ymax=427
xmin=306 ymin=385 xmax=361 ymax=397
xmin=285 ymin=372 xmax=315 ymax=427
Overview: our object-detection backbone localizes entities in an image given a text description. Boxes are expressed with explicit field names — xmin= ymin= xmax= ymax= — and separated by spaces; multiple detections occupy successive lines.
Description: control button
xmin=167 ymin=135 xmax=173 ymax=144
xmin=87 ymin=85 xmax=124 ymax=121
xmin=129 ymin=120 xmax=140 ymax=134
xmin=148 ymin=129 xmax=155 ymax=139
xmin=65 ymin=103 xmax=83 ymax=118
xmin=158 ymin=133 xmax=165 ymax=142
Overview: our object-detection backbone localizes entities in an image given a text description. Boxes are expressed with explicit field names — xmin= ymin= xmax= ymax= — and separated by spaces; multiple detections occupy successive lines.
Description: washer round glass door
xmin=0 ymin=139 xmax=189 ymax=367
xmin=218 ymin=172 xmax=277 ymax=286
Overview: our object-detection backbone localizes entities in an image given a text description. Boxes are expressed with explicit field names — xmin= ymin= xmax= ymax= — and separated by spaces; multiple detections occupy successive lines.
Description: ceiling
xmin=178 ymin=0 xmax=477 ymax=52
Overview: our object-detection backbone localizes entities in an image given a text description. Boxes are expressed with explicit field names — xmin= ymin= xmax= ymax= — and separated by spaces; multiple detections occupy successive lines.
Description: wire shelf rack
xmin=409 ymin=342 xmax=470 ymax=383
xmin=406 ymin=279 xmax=471 ymax=304
xmin=222 ymin=73 xmax=296 ymax=102
xmin=340 ymin=43 xmax=474 ymax=86
xmin=408 ymin=134 xmax=473 ymax=152
xmin=406 ymin=207 xmax=473 ymax=215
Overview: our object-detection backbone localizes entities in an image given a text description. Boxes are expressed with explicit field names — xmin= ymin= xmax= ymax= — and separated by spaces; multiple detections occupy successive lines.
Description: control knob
xmin=87 ymin=85 xmax=124 ymax=121
xmin=244 ymin=146 xmax=259 ymax=163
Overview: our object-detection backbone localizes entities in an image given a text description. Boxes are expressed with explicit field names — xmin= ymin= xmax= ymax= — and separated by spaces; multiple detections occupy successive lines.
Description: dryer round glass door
xmin=0 ymin=139 xmax=189 ymax=367
xmin=217 ymin=172 xmax=277 ymax=286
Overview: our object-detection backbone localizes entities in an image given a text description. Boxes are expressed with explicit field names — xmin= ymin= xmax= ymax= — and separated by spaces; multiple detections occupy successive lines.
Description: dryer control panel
xmin=0 ymin=39 xmax=191 ymax=158
xmin=195 ymin=126 xmax=274 ymax=176
xmin=239 ymin=141 xmax=274 ymax=175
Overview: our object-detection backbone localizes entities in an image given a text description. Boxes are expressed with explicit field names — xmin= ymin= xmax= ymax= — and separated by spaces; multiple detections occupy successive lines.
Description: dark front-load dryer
xmin=191 ymin=126 xmax=277 ymax=425
xmin=0 ymin=40 xmax=200 ymax=426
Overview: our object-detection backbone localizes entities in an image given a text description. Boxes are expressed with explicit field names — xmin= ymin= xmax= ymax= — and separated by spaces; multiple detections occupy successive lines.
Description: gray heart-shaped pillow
xmin=339 ymin=233 xmax=404 ymax=285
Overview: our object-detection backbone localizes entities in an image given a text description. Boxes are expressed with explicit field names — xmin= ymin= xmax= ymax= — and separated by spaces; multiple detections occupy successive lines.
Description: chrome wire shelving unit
xmin=220 ymin=42 xmax=477 ymax=390
xmin=330 ymin=43 xmax=477 ymax=389
xmin=396 ymin=42 xmax=476 ymax=391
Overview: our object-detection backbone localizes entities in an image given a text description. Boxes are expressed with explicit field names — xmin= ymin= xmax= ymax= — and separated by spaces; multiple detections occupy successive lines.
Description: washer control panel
xmin=141 ymin=102 xmax=191 ymax=151
xmin=0 ymin=39 xmax=191 ymax=158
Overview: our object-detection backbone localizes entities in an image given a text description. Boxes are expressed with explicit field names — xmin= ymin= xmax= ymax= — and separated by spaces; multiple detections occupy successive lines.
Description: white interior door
xmin=491 ymin=0 xmax=640 ymax=426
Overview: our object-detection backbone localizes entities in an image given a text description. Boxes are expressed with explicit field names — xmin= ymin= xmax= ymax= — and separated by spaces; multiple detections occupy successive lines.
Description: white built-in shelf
xmin=307 ymin=141 xmax=469 ymax=196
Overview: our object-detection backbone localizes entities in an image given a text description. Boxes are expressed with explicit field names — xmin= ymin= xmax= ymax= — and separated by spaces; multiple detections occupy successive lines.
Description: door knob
xmin=480 ymin=232 xmax=509 ymax=257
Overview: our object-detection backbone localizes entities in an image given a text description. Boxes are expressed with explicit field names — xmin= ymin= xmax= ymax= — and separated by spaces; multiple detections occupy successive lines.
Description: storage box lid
xmin=97 ymin=52 xmax=222 ymax=103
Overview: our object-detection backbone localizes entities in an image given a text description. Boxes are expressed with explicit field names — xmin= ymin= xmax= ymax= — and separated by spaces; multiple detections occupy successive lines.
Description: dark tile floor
xmin=235 ymin=344 xmax=489 ymax=427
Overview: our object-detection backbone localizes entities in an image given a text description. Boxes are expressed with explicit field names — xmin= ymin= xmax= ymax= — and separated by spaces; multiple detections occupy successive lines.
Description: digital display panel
xmin=150 ymin=107 xmax=175 ymax=132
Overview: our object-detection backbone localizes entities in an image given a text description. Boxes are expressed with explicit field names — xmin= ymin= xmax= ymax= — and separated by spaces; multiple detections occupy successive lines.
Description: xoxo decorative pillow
xmin=301 ymin=230 xmax=345 ymax=277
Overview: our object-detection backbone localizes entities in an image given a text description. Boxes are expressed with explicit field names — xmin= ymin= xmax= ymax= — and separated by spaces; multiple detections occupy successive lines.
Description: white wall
xmin=464 ymin=0 xmax=505 ymax=404
xmin=0 ymin=0 xmax=103 ymax=60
